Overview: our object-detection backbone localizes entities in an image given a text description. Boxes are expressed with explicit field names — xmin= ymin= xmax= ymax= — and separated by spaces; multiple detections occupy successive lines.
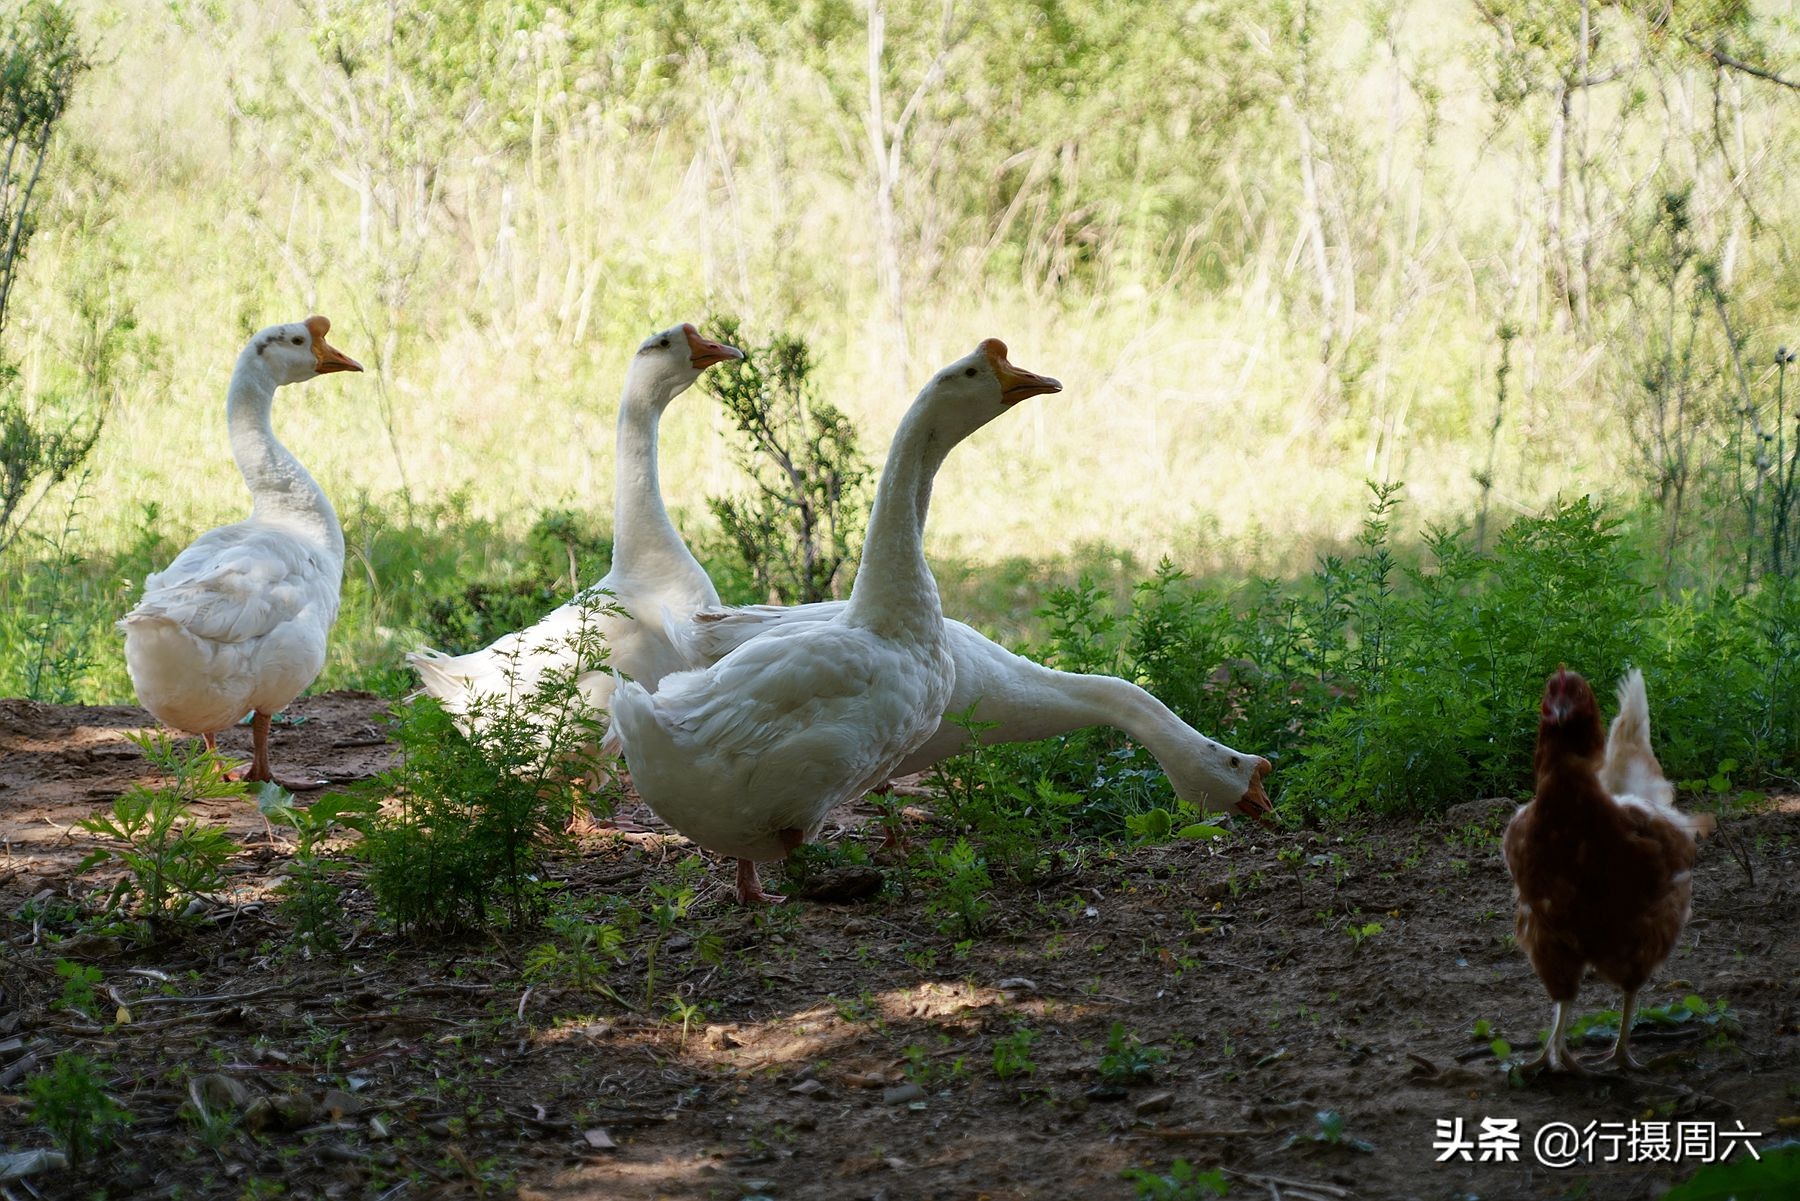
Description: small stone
xmin=583 ymin=1128 xmax=616 ymax=1150
xmin=192 ymin=1073 xmax=255 ymax=1113
xmin=881 ymin=1082 xmax=926 ymax=1105
xmin=1134 ymin=1091 xmax=1175 ymax=1117
xmin=789 ymin=1079 xmax=828 ymax=1098
xmin=321 ymin=1088 xmax=365 ymax=1121
xmin=995 ymin=978 xmax=1038 ymax=994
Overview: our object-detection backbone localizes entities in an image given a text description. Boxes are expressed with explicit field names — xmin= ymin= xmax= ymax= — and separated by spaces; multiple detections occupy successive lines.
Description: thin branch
xmin=1685 ymin=35 xmax=1800 ymax=92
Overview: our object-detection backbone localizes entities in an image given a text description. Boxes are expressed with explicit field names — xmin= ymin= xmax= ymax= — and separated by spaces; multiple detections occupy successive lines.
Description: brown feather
xmin=1504 ymin=669 xmax=1699 ymax=1005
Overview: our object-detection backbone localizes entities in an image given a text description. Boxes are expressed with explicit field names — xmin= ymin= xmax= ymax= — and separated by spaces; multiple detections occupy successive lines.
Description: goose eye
xmin=659 ymin=338 xmax=670 ymax=348
xmin=292 ymin=335 xmax=305 ymax=345
xmin=964 ymin=367 xmax=977 ymax=378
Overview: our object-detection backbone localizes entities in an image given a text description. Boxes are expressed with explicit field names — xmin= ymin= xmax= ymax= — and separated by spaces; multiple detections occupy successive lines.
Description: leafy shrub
xmin=956 ymin=483 xmax=1797 ymax=820
xmin=77 ymin=733 xmax=238 ymax=918
xmin=930 ymin=708 xmax=1083 ymax=881
xmin=26 ymin=1053 xmax=130 ymax=1164
xmin=700 ymin=317 xmax=872 ymax=605
xmin=917 ymin=837 xmax=993 ymax=938
xmin=266 ymin=791 xmax=378 ymax=951
xmin=358 ymin=599 xmax=618 ymax=935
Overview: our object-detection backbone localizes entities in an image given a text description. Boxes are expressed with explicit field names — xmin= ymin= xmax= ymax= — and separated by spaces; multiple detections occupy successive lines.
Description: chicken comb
xmin=1540 ymin=666 xmax=1599 ymax=725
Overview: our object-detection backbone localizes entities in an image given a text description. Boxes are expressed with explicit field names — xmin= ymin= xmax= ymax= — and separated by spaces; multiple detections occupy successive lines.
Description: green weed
xmin=1122 ymin=1159 xmax=1230 ymax=1199
xmin=991 ymin=1025 xmax=1038 ymax=1081
xmin=26 ymin=1053 xmax=130 ymax=1164
xmin=1097 ymin=1021 xmax=1168 ymax=1086
xmin=76 ymin=732 xmax=238 ymax=919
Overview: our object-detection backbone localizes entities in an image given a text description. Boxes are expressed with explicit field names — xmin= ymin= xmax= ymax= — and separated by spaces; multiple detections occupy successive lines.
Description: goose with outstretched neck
xmin=612 ymin=340 xmax=1062 ymax=903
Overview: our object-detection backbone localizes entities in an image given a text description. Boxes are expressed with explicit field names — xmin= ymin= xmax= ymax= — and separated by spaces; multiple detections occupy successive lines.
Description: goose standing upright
xmin=120 ymin=316 xmax=363 ymax=788
xmin=612 ymin=340 xmax=1062 ymax=903
xmin=684 ymin=606 xmax=1274 ymax=819
xmin=407 ymin=324 xmax=743 ymax=731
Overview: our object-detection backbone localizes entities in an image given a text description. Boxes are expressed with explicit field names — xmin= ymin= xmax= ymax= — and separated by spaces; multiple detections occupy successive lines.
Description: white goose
xmin=685 ymin=606 xmax=1274 ymax=818
xmin=612 ymin=340 xmax=1063 ymax=903
xmin=120 ymin=316 xmax=363 ymax=786
xmin=407 ymin=324 xmax=743 ymax=731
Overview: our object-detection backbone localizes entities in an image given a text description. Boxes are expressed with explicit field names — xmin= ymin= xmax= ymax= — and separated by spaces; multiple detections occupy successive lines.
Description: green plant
xmin=52 ymin=959 xmax=103 ymax=1021
xmin=77 ymin=732 xmax=238 ymax=918
xmin=358 ymin=597 xmax=618 ymax=934
xmin=1098 ymin=1021 xmax=1168 ymax=1086
xmin=1562 ymin=995 xmax=1739 ymax=1048
xmin=25 ymin=1053 xmax=130 ymax=1164
xmin=991 ymin=1025 xmax=1038 ymax=1082
xmin=523 ymin=901 xmax=627 ymax=994
xmin=1344 ymin=920 xmax=1382 ymax=949
xmin=701 ymin=317 xmax=872 ymax=605
xmin=641 ymin=863 xmax=701 ymax=1007
xmin=266 ymin=791 xmax=378 ymax=950
xmin=1287 ymin=1109 xmax=1373 ymax=1153
xmin=1122 ymin=1159 xmax=1230 ymax=1200
xmin=1659 ymin=1141 xmax=1800 ymax=1201
xmin=918 ymin=837 xmax=993 ymax=939
xmin=0 ymin=1 xmax=98 ymax=555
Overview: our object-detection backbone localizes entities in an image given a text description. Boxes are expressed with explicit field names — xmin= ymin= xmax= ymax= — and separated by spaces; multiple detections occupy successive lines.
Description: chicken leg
xmin=1585 ymin=989 xmax=1645 ymax=1070
xmin=1518 ymin=1000 xmax=1588 ymax=1077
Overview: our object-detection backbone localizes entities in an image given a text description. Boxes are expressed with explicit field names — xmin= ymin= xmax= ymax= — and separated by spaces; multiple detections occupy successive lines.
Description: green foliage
xmin=641 ymin=862 xmax=703 ymax=1007
xmin=974 ymin=484 xmax=1800 ymax=818
xmin=266 ymin=791 xmax=378 ymax=952
xmin=1344 ymin=920 xmax=1382 ymax=949
xmin=1288 ymin=1109 xmax=1374 ymax=1153
xmin=701 ymin=317 xmax=872 ymax=605
xmin=416 ymin=506 xmax=614 ymax=657
xmin=1122 ymin=1159 xmax=1230 ymax=1200
xmin=1659 ymin=1141 xmax=1800 ymax=1201
xmin=357 ymin=599 xmax=618 ymax=935
xmin=916 ymin=837 xmax=993 ymax=939
xmin=52 ymin=959 xmax=102 ymax=1021
xmin=0 ymin=1 xmax=114 ymax=555
xmin=930 ymin=707 xmax=1083 ymax=883
xmin=991 ymin=1025 xmax=1038 ymax=1081
xmin=1097 ymin=1022 xmax=1168 ymax=1086
xmin=25 ymin=1053 xmax=130 ymax=1164
xmin=11 ymin=474 xmax=94 ymax=701
xmin=76 ymin=732 xmax=238 ymax=919
xmin=523 ymin=901 xmax=627 ymax=994
xmin=1562 ymin=995 xmax=1740 ymax=1047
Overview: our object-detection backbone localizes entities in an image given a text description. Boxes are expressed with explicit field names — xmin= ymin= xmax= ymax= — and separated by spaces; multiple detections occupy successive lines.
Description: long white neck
xmin=607 ymin=377 xmax=717 ymax=603
xmin=1046 ymin=670 xmax=1239 ymax=804
xmin=844 ymin=399 xmax=948 ymax=640
xmin=227 ymin=354 xmax=342 ymax=556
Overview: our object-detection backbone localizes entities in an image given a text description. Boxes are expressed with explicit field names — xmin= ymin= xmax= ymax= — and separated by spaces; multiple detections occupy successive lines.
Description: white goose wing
xmin=127 ymin=524 xmax=336 ymax=643
xmin=677 ymin=601 xmax=843 ymax=663
xmin=659 ymin=623 xmax=941 ymax=790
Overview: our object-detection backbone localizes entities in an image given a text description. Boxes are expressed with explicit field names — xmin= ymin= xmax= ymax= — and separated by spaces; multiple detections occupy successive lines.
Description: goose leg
xmin=235 ymin=711 xmax=325 ymax=793
xmin=735 ymin=858 xmax=786 ymax=905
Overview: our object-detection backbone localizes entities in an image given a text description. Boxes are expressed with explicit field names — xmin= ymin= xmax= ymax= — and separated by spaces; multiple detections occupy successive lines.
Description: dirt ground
xmin=2 ymin=693 xmax=1795 ymax=1201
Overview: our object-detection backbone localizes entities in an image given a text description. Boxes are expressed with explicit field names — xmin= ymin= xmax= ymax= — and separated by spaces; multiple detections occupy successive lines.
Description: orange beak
xmin=979 ymin=338 xmax=1062 ymax=404
xmin=305 ymin=315 xmax=363 ymax=374
xmin=683 ymin=324 xmax=745 ymax=370
xmin=1234 ymin=756 xmax=1276 ymax=826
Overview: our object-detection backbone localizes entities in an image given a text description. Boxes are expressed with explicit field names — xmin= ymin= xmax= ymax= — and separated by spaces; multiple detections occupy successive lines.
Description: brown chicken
xmin=1502 ymin=668 xmax=1712 ymax=1073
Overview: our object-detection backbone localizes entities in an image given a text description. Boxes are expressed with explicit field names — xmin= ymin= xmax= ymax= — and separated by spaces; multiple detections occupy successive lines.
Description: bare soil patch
xmin=2 ymin=694 xmax=1794 ymax=1200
